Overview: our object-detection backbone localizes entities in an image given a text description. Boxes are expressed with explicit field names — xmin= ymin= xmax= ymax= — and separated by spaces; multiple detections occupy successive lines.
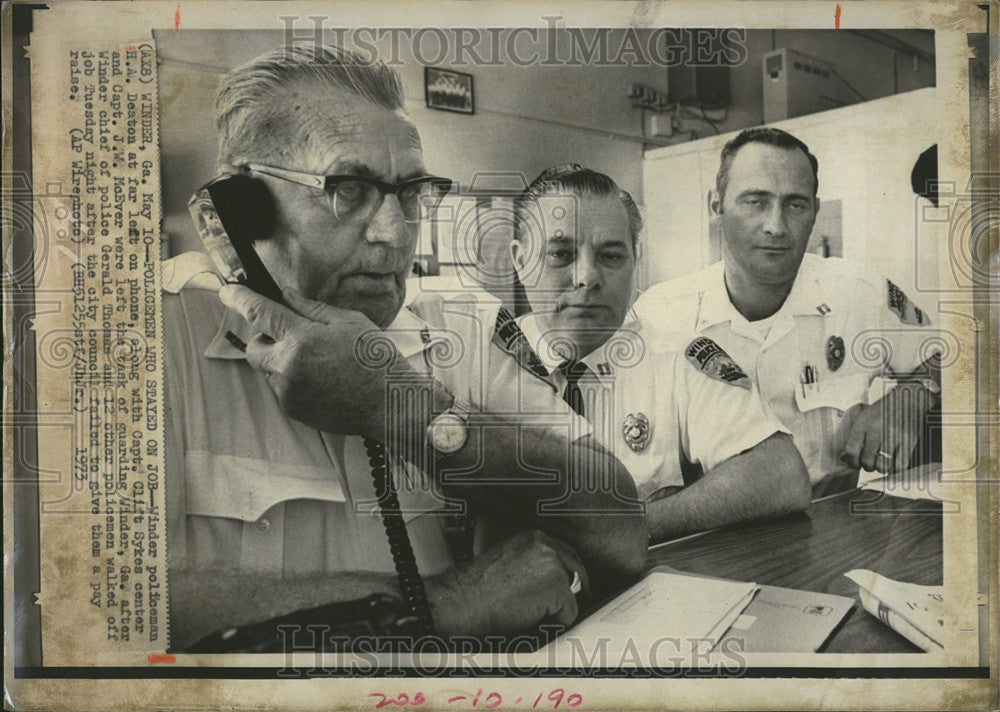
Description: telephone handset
xmin=188 ymin=173 xmax=285 ymax=304
xmin=185 ymin=174 xmax=436 ymax=651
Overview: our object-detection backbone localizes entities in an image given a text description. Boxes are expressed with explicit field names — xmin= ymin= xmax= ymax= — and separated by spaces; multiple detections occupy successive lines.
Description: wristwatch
xmin=426 ymin=398 xmax=470 ymax=455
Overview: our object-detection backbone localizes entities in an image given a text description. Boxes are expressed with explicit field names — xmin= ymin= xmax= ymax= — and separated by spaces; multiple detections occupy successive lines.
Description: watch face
xmin=430 ymin=412 xmax=467 ymax=454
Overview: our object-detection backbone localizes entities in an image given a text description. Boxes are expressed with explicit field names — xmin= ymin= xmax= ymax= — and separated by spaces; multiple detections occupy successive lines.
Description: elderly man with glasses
xmin=162 ymin=45 xmax=646 ymax=652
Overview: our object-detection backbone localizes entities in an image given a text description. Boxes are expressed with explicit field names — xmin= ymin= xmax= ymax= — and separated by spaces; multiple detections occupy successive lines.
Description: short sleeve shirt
xmin=633 ymin=255 xmax=937 ymax=483
xmin=515 ymin=313 xmax=786 ymax=499
xmin=162 ymin=254 xmax=577 ymax=579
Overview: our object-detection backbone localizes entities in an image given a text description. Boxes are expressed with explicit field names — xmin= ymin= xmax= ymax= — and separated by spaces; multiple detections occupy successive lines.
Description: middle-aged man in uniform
xmin=163 ymin=45 xmax=646 ymax=651
xmin=505 ymin=164 xmax=810 ymax=543
xmin=635 ymin=127 xmax=941 ymax=486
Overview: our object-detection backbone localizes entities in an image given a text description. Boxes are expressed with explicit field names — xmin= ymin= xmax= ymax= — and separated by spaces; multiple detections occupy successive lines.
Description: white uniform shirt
xmin=516 ymin=313 xmax=786 ymax=499
xmin=162 ymin=253 xmax=584 ymax=578
xmin=634 ymin=255 xmax=936 ymax=483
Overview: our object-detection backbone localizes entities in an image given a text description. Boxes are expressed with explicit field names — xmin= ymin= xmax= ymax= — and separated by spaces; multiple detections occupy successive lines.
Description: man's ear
xmin=709 ymin=189 xmax=723 ymax=217
xmin=510 ymin=238 xmax=526 ymax=274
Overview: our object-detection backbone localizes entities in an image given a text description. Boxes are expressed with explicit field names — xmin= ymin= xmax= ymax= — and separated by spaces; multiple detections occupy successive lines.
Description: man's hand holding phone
xmin=219 ymin=285 xmax=427 ymax=440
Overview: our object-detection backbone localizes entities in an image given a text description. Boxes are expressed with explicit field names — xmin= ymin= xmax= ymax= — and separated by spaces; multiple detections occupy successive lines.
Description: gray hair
xmin=215 ymin=44 xmax=406 ymax=169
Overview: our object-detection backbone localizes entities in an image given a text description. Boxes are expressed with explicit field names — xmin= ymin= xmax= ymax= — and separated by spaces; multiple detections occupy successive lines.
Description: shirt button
xmin=254 ymin=518 xmax=270 ymax=534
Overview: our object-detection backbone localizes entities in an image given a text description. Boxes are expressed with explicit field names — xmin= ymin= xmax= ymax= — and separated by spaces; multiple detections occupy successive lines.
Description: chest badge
xmin=622 ymin=412 xmax=651 ymax=453
xmin=826 ymin=335 xmax=845 ymax=372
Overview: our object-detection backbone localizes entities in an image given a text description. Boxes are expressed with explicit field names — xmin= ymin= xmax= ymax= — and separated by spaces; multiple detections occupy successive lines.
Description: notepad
xmin=539 ymin=572 xmax=759 ymax=666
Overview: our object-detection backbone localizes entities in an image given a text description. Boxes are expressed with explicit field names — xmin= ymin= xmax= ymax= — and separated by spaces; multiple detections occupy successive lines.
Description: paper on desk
xmin=857 ymin=463 xmax=943 ymax=500
xmin=540 ymin=572 xmax=759 ymax=665
xmin=845 ymin=569 xmax=944 ymax=651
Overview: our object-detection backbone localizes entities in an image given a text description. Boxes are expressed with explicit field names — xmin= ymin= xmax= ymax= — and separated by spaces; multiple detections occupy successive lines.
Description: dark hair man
xmin=636 ymin=127 xmax=941 ymax=485
xmin=507 ymin=164 xmax=810 ymax=543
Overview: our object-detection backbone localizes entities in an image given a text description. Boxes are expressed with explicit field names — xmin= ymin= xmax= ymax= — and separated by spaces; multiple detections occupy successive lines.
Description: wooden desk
xmin=647 ymin=490 xmax=942 ymax=653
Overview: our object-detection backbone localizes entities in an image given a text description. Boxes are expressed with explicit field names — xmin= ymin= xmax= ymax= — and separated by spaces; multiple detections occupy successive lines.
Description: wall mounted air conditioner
xmin=762 ymin=48 xmax=857 ymax=122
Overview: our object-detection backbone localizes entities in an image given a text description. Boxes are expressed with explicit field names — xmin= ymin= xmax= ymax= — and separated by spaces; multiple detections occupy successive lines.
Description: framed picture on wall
xmin=425 ymin=66 xmax=474 ymax=114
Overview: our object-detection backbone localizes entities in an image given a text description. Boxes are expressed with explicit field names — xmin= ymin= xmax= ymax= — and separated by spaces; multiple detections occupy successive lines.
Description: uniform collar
xmin=517 ymin=313 xmax=565 ymax=375
xmin=773 ymin=255 xmax=828 ymax=318
xmin=696 ymin=261 xmax=735 ymax=330
xmin=700 ymin=256 xmax=832 ymax=345
xmin=516 ymin=312 xmax=641 ymax=384
xmin=700 ymin=257 xmax=832 ymax=324
xmin=205 ymin=298 xmax=437 ymax=362
xmin=582 ymin=315 xmax=643 ymax=383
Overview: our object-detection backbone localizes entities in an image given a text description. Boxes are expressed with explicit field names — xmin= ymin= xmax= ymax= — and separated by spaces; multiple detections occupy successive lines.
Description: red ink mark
xmin=174 ymin=2 xmax=181 ymax=31
xmin=146 ymin=653 xmax=175 ymax=664
xmin=123 ymin=45 xmax=137 ymax=50
xmin=442 ymin=690 xmax=582 ymax=710
xmin=835 ymin=3 xmax=841 ymax=29
xmin=370 ymin=693 xmax=425 ymax=709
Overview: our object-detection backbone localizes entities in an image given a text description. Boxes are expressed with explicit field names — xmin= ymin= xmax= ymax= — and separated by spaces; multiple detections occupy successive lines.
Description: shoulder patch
xmin=685 ymin=337 xmax=752 ymax=389
xmin=887 ymin=279 xmax=929 ymax=326
xmin=492 ymin=308 xmax=549 ymax=379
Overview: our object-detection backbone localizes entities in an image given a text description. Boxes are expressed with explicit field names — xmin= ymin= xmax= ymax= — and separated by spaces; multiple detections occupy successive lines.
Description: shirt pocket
xmin=183 ymin=453 xmax=349 ymax=573
xmin=185 ymin=452 xmax=347 ymax=522
xmin=794 ymin=372 xmax=870 ymax=414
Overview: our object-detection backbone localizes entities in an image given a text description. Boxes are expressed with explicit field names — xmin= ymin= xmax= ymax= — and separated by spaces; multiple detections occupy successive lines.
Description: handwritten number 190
xmin=548 ymin=689 xmax=583 ymax=709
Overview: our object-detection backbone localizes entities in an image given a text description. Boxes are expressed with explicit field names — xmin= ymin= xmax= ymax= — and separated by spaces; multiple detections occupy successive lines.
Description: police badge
xmin=622 ymin=412 xmax=651 ymax=453
xmin=826 ymin=335 xmax=845 ymax=372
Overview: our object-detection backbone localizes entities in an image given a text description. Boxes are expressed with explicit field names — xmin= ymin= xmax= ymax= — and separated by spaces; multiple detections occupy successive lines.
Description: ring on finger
xmin=569 ymin=571 xmax=582 ymax=595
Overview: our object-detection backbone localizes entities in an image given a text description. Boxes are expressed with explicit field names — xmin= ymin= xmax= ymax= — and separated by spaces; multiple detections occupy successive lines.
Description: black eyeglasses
xmin=245 ymin=163 xmax=453 ymax=224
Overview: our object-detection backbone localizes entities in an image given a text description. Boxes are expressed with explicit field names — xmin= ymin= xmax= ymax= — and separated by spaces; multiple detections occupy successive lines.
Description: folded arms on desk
xmin=646 ymin=432 xmax=811 ymax=543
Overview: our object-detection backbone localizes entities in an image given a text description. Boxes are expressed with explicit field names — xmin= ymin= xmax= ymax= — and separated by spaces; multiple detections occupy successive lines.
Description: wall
xmin=156 ymin=28 xmax=938 ymax=301
xmin=668 ymin=29 xmax=935 ymax=138
xmin=155 ymin=29 xmax=670 ymax=257
xmin=641 ymin=88 xmax=940 ymax=299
